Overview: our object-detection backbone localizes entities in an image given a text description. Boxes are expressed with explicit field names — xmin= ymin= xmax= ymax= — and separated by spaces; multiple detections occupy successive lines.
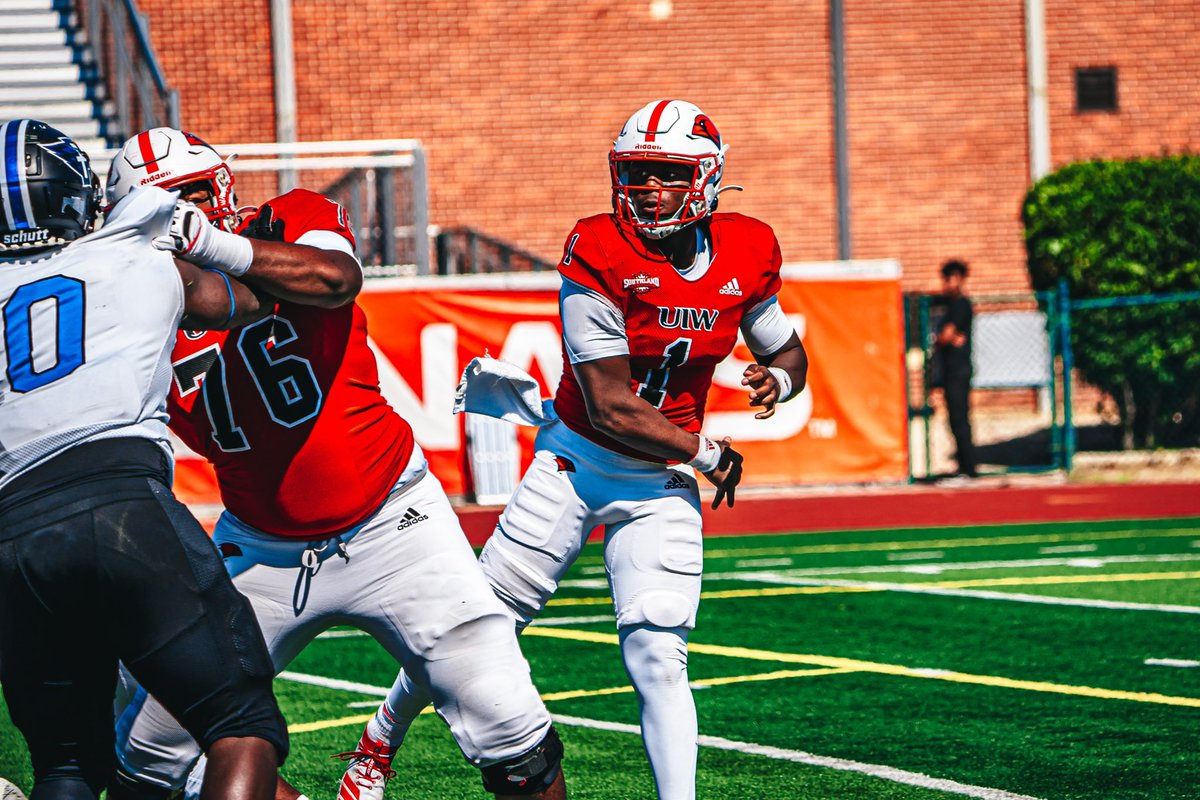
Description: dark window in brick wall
xmin=1075 ymin=67 xmax=1118 ymax=112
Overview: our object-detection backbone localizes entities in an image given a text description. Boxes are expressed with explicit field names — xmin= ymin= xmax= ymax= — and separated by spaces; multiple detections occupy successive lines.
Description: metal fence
xmin=906 ymin=291 xmax=1063 ymax=480
xmin=88 ymin=139 xmax=432 ymax=275
xmin=1054 ymin=282 xmax=1200 ymax=464
xmin=907 ymin=284 xmax=1200 ymax=480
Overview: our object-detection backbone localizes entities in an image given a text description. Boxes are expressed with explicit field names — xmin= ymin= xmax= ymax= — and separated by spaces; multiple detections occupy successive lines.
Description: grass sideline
xmin=2 ymin=517 xmax=1199 ymax=798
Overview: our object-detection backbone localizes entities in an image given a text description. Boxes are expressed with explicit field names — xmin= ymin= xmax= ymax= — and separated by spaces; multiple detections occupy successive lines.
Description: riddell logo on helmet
xmin=633 ymin=143 xmax=663 ymax=151
xmin=2 ymin=229 xmax=50 ymax=245
xmin=139 ymin=170 xmax=171 ymax=185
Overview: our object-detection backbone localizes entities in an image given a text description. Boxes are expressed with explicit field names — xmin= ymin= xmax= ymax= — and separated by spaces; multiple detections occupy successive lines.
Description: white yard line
xmin=1145 ymin=658 xmax=1200 ymax=668
xmin=887 ymin=551 xmax=945 ymax=561
xmin=278 ymin=670 xmax=388 ymax=697
xmin=1037 ymin=544 xmax=1099 ymax=555
xmin=735 ymin=558 xmax=795 ymax=568
xmin=709 ymin=572 xmax=1200 ymax=614
xmin=531 ymin=615 xmax=613 ymax=626
xmin=276 ymin=669 xmax=1046 ymax=800
xmin=551 ymin=713 xmax=1047 ymax=800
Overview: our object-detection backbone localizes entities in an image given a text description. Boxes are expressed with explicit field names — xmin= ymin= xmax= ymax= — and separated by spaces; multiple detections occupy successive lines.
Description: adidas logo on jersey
xmin=396 ymin=507 xmax=430 ymax=531
xmin=719 ymin=278 xmax=744 ymax=296
xmin=664 ymin=473 xmax=691 ymax=490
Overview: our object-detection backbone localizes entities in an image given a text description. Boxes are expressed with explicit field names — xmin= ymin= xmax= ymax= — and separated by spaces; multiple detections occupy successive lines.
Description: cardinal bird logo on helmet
xmin=690 ymin=115 xmax=721 ymax=147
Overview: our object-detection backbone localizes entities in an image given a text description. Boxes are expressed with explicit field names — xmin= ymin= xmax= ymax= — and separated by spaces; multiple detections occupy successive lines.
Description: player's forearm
xmin=758 ymin=337 xmax=808 ymax=398
xmin=177 ymin=260 xmax=272 ymax=330
xmin=586 ymin=394 xmax=703 ymax=463
xmin=241 ymin=240 xmax=363 ymax=308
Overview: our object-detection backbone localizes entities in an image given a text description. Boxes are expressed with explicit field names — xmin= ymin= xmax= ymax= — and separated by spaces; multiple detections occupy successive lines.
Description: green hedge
xmin=1022 ymin=155 xmax=1200 ymax=447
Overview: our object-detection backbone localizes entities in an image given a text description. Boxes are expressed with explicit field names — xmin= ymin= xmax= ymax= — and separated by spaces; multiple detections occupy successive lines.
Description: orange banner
xmin=173 ymin=263 xmax=907 ymax=507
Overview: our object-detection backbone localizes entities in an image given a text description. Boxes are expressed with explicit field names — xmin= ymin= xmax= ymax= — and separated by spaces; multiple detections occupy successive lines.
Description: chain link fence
xmin=907 ymin=285 xmax=1200 ymax=480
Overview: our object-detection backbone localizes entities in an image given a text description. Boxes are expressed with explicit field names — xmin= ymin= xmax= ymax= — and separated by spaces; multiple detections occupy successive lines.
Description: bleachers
xmin=0 ymin=0 xmax=107 ymax=150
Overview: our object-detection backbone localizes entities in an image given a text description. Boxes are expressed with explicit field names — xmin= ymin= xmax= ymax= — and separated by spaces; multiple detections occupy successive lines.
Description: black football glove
xmin=711 ymin=445 xmax=744 ymax=509
xmin=241 ymin=203 xmax=286 ymax=242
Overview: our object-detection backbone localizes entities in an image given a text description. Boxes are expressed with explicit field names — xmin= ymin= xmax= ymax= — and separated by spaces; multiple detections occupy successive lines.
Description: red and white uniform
xmin=168 ymin=189 xmax=413 ymax=537
xmin=118 ymin=188 xmax=554 ymax=792
xmin=554 ymin=212 xmax=783 ymax=459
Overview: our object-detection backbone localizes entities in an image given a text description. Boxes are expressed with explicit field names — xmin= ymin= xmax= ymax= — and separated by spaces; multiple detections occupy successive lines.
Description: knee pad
xmin=479 ymin=725 xmax=564 ymax=796
xmin=619 ymin=588 xmax=696 ymax=629
xmin=620 ymin=624 xmax=690 ymax=690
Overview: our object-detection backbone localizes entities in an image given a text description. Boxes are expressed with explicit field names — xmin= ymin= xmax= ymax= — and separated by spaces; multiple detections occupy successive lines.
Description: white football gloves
xmin=154 ymin=199 xmax=254 ymax=276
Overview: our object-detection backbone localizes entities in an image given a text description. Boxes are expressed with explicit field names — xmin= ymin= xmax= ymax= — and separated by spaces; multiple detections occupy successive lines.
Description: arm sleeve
xmin=296 ymin=228 xmax=359 ymax=261
xmin=740 ymin=296 xmax=795 ymax=356
xmin=560 ymin=278 xmax=628 ymax=364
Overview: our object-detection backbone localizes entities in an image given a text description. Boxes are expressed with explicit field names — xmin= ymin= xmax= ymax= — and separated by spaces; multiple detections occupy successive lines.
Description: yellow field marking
xmin=931 ymin=571 xmax=1200 ymax=589
xmin=576 ymin=527 xmax=1200 ymax=566
xmin=524 ymin=627 xmax=1200 ymax=709
xmin=289 ymin=712 xmax=373 ymax=734
xmin=286 ymin=666 xmax=845 ymax=734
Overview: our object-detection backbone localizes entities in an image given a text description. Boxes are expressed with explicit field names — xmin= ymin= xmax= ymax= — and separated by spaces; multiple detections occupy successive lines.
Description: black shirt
xmin=936 ymin=295 xmax=973 ymax=374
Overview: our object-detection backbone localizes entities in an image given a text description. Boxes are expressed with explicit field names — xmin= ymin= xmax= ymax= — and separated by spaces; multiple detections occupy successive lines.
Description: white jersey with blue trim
xmin=0 ymin=186 xmax=182 ymax=489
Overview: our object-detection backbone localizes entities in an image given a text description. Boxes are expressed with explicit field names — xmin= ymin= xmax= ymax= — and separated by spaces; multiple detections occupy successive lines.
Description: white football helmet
xmin=106 ymin=127 xmax=238 ymax=231
xmin=609 ymin=99 xmax=728 ymax=239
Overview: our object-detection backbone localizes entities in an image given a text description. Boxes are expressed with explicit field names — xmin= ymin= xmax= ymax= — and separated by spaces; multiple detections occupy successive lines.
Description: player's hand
xmin=703 ymin=438 xmax=744 ymax=509
xmin=241 ymin=203 xmax=286 ymax=242
xmin=153 ymin=199 xmax=208 ymax=255
xmin=742 ymin=364 xmax=781 ymax=420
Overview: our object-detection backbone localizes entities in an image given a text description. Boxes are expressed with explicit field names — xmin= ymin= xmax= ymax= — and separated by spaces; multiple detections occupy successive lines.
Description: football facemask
xmin=609 ymin=99 xmax=728 ymax=239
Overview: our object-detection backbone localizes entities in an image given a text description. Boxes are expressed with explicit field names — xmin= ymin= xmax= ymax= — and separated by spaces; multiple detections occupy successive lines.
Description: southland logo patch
xmin=623 ymin=273 xmax=660 ymax=294
xmin=396 ymin=507 xmax=429 ymax=530
xmin=658 ymin=306 xmax=719 ymax=332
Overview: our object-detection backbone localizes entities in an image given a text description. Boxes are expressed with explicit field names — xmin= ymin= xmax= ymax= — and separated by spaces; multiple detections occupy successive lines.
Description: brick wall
xmin=130 ymin=1 xmax=1200 ymax=293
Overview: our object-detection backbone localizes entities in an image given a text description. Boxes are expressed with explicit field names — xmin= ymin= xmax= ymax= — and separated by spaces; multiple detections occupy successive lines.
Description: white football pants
xmin=379 ymin=420 xmax=703 ymax=799
xmin=115 ymin=448 xmax=553 ymax=789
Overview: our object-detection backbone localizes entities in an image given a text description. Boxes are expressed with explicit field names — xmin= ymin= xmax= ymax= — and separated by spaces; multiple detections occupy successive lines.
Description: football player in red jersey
xmin=102 ymin=129 xmax=567 ymax=800
xmin=347 ymin=100 xmax=807 ymax=800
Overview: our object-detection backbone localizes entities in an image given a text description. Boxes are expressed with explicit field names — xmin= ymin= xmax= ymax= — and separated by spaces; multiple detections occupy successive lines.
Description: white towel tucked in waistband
xmin=452 ymin=356 xmax=558 ymax=427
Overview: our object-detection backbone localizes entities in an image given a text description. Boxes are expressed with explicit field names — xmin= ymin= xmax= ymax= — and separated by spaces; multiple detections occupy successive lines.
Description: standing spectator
xmin=935 ymin=259 xmax=976 ymax=477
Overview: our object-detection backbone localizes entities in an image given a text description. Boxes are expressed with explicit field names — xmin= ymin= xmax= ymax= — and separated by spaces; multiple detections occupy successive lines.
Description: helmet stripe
xmin=136 ymin=129 xmax=160 ymax=172
xmin=643 ymin=99 xmax=672 ymax=142
xmin=2 ymin=119 xmax=33 ymax=230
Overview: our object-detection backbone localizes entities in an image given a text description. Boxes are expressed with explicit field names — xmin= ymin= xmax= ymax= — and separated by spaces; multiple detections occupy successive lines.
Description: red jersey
xmin=554 ymin=212 xmax=783 ymax=461
xmin=168 ymin=189 xmax=414 ymax=537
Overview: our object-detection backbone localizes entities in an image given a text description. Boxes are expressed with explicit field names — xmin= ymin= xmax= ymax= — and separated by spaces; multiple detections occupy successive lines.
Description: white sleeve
xmin=740 ymin=296 xmax=795 ymax=356
xmin=296 ymin=228 xmax=360 ymax=265
xmin=560 ymin=278 xmax=628 ymax=364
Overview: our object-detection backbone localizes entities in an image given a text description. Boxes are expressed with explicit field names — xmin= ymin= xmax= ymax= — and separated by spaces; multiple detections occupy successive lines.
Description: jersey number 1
xmin=636 ymin=337 xmax=691 ymax=408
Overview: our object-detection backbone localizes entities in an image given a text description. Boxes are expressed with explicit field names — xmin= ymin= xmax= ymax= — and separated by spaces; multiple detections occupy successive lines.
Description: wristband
xmin=202 ymin=268 xmax=236 ymax=325
xmin=768 ymin=366 xmax=795 ymax=402
xmin=687 ymin=434 xmax=722 ymax=473
xmin=187 ymin=223 xmax=254 ymax=277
